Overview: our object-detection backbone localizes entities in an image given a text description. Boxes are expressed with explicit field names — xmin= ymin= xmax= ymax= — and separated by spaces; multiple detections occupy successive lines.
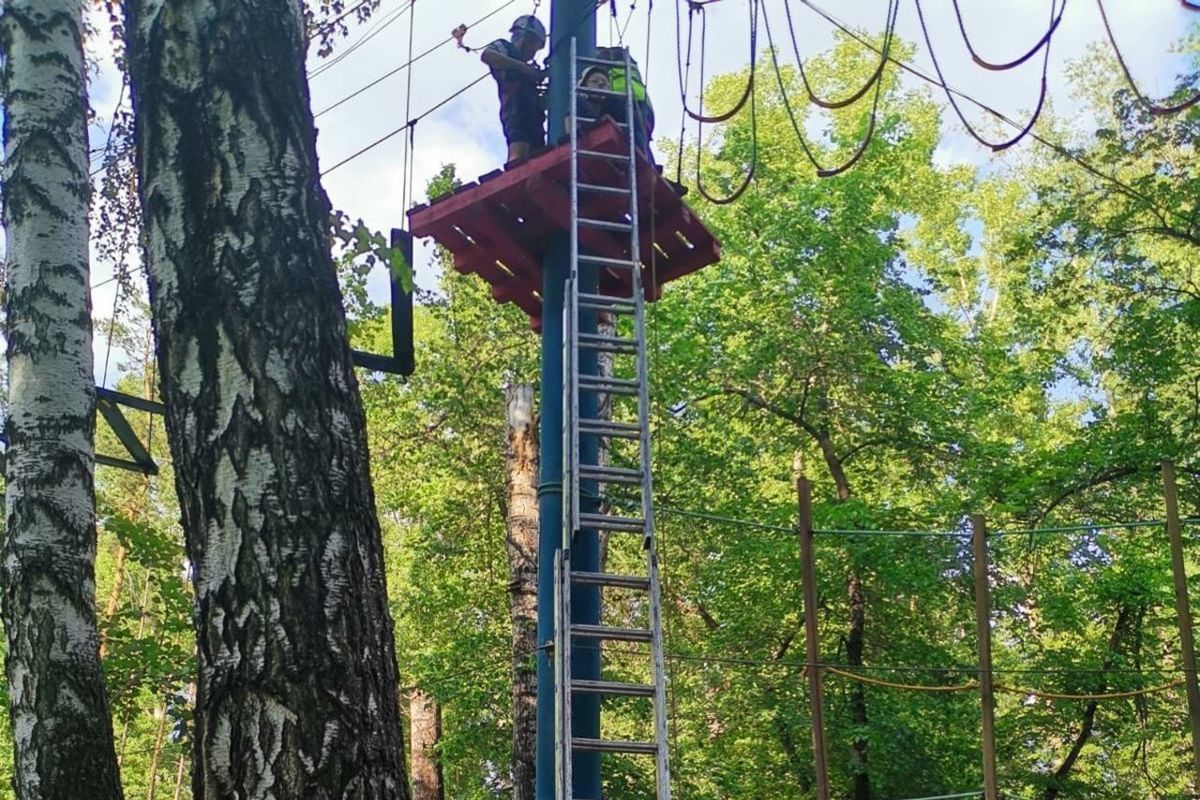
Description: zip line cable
xmin=914 ymin=0 xmax=1056 ymax=152
xmin=1096 ymin=0 xmax=1200 ymax=115
xmin=951 ymin=0 xmax=1067 ymax=72
xmin=399 ymin=0 xmax=417 ymax=221
xmin=321 ymin=0 xmax=606 ymax=176
xmin=313 ymin=0 xmax=518 ymax=118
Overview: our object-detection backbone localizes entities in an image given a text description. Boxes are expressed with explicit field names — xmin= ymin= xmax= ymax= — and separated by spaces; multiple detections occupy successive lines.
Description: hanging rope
xmin=783 ymin=0 xmax=893 ymax=110
xmin=692 ymin=0 xmax=758 ymax=204
xmin=951 ymin=0 xmax=1067 ymax=72
xmin=775 ymin=0 xmax=898 ymax=177
xmin=1096 ymin=0 xmax=1200 ymax=115
xmin=914 ymin=0 xmax=1056 ymax=152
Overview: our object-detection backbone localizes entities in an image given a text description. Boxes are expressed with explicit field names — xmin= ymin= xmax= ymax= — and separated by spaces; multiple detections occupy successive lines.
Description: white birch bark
xmin=124 ymin=1 xmax=409 ymax=797
xmin=0 ymin=1 xmax=126 ymax=798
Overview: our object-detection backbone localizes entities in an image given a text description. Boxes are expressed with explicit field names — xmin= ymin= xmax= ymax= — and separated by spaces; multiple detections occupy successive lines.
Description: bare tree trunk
xmin=124 ymin=2 xmax=409 ymax=797
xmin=505 ymin=385 xmax=538 ymax=800
xmin=170 ymin=753 xmax=187 ymax=800
xmin=0 ymin=1 xmax=125 ymax=797
xmin=408 ymin=690 xmax=443 ymax=800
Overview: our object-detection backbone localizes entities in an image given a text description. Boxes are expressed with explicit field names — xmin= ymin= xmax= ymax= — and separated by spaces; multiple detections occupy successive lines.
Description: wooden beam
xmin=972 ymin=514 xmax=999 ymax=800
xmin=797 ymin=476 xmax=830 ymax=800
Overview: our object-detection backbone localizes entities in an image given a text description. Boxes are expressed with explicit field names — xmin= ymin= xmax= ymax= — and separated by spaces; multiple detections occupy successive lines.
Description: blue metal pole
xmin=537 ymin=3 xmax=597 ymax=800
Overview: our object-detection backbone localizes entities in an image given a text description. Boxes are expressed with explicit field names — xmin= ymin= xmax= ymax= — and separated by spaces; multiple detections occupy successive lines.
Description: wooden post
xmin=797 ymin=476 xmax=831 ymax=800
xmin=971 ymin=515 xmax=999 ymax=800
xmin=1163 ymin=461 xmax=1200 ymax=791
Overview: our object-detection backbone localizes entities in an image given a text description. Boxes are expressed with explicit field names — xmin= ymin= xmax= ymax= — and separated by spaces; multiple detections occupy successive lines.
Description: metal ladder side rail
xmin=558 ymin=39 xmax=670 ymax=800
xmin=622 ymin=45 xmax=672 ymax=800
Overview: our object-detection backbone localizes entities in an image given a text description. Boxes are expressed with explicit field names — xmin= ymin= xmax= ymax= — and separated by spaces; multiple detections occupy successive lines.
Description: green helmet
xmin=511 ymin=15 xmax=546 ymax=44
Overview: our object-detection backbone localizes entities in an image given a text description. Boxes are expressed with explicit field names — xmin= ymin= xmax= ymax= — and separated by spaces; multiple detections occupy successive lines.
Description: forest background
xmin=5 ymin=0 xmax=1200 ymax=798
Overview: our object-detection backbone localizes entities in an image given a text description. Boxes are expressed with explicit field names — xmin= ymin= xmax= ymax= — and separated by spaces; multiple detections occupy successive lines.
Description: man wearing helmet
xmin=482 ymin=15 xmax=548 ymax=163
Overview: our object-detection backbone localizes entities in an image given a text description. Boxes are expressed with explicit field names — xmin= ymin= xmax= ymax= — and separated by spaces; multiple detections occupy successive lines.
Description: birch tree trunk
xmin=504 ymin=386 xmax=538 ymax=800
xmin=0 ymin=1 xmax=126 ymax=798
xmin=407 ymin=690 xmax=443 ymax=800
xmin=124 ymin=1 xmax=409 ymax=797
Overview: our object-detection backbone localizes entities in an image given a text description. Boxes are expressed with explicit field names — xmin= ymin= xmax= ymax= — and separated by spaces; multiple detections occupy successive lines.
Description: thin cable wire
xmin=399 ymin=0 xmax=417 ymax=220
xmin=1096 ymin=0 xmax=1200 ymax=115
xmin=951 ymin=0 xmax=1067 ymax=72
xmin=101 ymin=275 xmax=126 ymax=388
xmin=313 ymin=0 xmax=518 ymax=118
xmin=658 ymin=505 xmax=795 ymax=534
xmin=320 ymin=73 xmax=489 ymax=175
xmin=309 ymin=0 xmax=413 ymax=79
xmin=914 ymin=0 xmax=1055 ymax=152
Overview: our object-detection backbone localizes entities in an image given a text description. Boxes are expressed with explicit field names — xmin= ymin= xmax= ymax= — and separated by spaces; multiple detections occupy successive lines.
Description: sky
xmin=50 ymin=0 xmax=1200 ymax=386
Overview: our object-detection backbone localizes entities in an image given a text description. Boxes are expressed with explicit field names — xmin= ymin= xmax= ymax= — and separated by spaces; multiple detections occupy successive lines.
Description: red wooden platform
xmin=407 ymin=119 xmax=721 ymax=330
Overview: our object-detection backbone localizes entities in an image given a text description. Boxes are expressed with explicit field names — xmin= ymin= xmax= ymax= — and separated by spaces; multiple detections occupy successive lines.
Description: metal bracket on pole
xmin=350 ymin=227 xmax=415 ymax=376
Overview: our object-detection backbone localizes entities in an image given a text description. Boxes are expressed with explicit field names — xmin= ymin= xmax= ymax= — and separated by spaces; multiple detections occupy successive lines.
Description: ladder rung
xmin=573 ymin=737 xmax=658 ymax=755
xmin=576 ymin=116 xmax=628 ymax=128
xmin=579 ymin=217 xmax=632 ymax=233
xmin=571 ymin=679 xmax=654 ymax=697
xmin=578 ymin=512 xmax=646 ymax=532
xmin=579 ymin=254 xmax=637 ymax=269
xmin=579 ymin=375 xmax=640 ymax=395
xmin=579 ymin=149 xmax=630 ymax=162
xmin=579 ymin=418 xmax=640 ymax=439
xmin=578 ymin=333 xmax=638 ymax=353
xmin=578 ymin=292 xmax=635 ymax=313
xmin=579 ymin=464 xmax=643 ymax=484
xmin=570 ymin=571 xmax=650 ymax=590
xmin=576 ymin=55 xmax=628 ymax=68
xmin=577 ymin=182 xmax=631 ymax=196
xmin=578 ymin=86 xmax=630 ymax=99
xmin=571 ymin=624 xmax=653 ymax=643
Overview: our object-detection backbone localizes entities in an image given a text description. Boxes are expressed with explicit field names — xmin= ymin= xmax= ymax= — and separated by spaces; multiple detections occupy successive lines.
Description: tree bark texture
xmin=504 ymin=385 xmax=538 ymax=800
xmin=407 ymin=690 xmax=443 ymax=800
xmin=124 ymin=1 xmax=409 ymax=797
xmin=0 ymin=1 xmax=126 ymax=798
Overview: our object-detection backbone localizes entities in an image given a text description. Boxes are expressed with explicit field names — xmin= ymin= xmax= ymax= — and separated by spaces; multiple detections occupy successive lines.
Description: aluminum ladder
xmin=553 ymin=40 xmax=671 ymax=800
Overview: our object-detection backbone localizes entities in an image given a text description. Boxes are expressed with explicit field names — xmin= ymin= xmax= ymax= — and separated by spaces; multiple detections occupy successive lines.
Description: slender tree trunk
xmin=846 ymin=572 xmax=870 ymax=800
xmin=100 ymin=543 xmax=129 ymax=659
xmin=408 ymin=690 xmax=443 ymax=800
xmin=147 ymin=702 xmax=169 ymax=800
xmin=505 ymin=385 xmax=538 ymax=800
xmin=0 ymin=2 xmax=125 ymax=798
xmin=170 ymin=754 xmax=187 ymax=800
xmin=125 ymin=2 xmax=409 ymax=797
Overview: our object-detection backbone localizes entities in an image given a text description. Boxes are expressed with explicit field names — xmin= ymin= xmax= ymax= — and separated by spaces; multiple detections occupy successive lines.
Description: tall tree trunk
xmin=0 ymin=2 xmax=126 ymax=798
xmin=408 ymin=690 xmax=443 ymax=800
xmin=505 ymin=385 xmax=538 ymax=800
xmin=124 ymin=2 xmax=409 ymax=798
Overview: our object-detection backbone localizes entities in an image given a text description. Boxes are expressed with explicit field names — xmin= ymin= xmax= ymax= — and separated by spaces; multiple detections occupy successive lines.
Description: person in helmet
xmin=482 ymin=15 xmax=548 ymax=163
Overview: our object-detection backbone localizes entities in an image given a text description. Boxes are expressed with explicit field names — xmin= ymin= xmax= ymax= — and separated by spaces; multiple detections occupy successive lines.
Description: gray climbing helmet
xmin=511 ymin=14 xmax=547 ymax=44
